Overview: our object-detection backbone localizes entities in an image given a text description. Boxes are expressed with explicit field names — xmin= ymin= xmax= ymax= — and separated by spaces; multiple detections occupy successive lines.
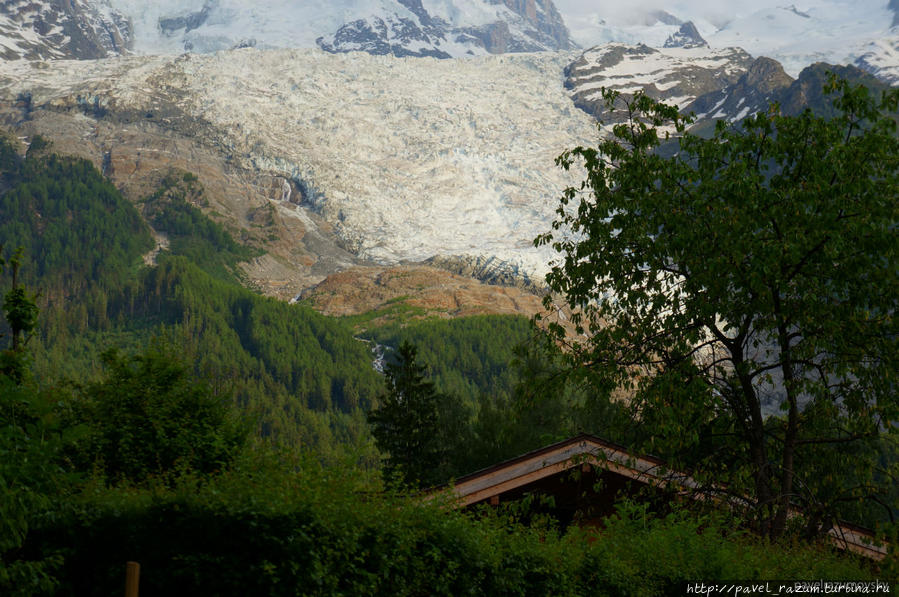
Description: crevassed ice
xmin=0 ymin=49 xmax=597 ymax=279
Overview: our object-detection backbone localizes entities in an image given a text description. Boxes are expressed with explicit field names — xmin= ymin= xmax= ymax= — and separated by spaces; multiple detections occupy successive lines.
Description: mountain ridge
xmin=105 ymin=0 xmax=575 ymax=58
xmin=0 ymin=0 xmax=132 ymax=60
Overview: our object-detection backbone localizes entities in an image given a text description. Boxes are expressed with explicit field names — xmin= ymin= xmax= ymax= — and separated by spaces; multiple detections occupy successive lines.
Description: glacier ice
xmin=0 ymin=48 xmax=597 ymax=279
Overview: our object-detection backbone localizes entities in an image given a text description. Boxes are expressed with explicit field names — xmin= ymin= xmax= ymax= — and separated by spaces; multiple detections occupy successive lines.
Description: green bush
xmin=23 ymin=457 xmax=878 ymax=597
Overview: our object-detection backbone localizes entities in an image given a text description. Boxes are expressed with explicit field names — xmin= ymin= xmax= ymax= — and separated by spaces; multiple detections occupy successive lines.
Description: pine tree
xmin=368 ymin=342 xmax=442 ymax=487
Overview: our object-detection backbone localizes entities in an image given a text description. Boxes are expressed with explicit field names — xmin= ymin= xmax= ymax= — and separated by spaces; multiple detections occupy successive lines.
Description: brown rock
xmin=301 ymin=265 xmax=547 ymax=324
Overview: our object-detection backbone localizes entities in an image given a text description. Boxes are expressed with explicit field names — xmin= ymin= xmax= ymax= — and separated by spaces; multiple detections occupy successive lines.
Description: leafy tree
xmin=368 ymin=342 xmax=468 ymax=487
xmin=73 ymin=343 xmax=246 ymax=483
xmin=537 ymin=79 xmax=899 ymax=538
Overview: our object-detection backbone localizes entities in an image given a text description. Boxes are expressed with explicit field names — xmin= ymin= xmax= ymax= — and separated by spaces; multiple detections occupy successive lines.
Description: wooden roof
xmin=436 ymin=434 xmax=889 ymax=561
xmin=446 ymin=434 xmax=695 ymax=508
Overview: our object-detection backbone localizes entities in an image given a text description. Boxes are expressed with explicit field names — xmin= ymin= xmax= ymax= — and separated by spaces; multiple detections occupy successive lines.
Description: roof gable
xmin=436 ymin=434 xmax=889 ymax=560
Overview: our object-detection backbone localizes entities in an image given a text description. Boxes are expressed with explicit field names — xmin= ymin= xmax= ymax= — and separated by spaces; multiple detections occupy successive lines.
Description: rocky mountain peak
xmin=318 ymin=0 xmax=575 ymax=58
xmin=0 ymin=0 xmax=132 ymax=60
xmin=777 ymin=62 xmax=886 ymax=115
xmin=687 ymin=57 xmax=793 ymax=130
xmin=565 ymin=44 xmax=755 ymax=123
xmin=741 ymin=57 xmax=794 ymax=93
xmin=492 ymin=0 xmax=575 ymax=50
xmin=49 ymin=0 xmax=574 ymax=60
xmin=663 ymin=22 xmax=707 ymax=49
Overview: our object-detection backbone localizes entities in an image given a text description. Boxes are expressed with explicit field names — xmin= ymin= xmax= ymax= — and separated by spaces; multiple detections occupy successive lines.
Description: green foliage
xmin=68 ymin=343 xmax=246 ymax=484
xmin=0 ymin=139 xmax=378 ymax=453
xmin=25 ymin=254 xmax=383 ymax=458
xmin=0 ymin=134 xmax=20 ymax=174
xmin=129 ymin=256 xmax=383 ymax=416
xmin=19 ymin=460 xmax=877 ymax=597
xmin=0 ymin=142 xmax=380 ymax=453
xmin=538 ymin=79 xmax=899 ymax=537
xmin=366 ymin=314 xmax=532 ymax=406
xmin=142 ymin=171 xmax=259 ymax=282
xmin=0 ymin=378 xmax=65 ymax=597
xmin=0 ymin=247 xmax=40 ymax=382
xmin=0 ymin=137 xmax=153 ymax=294
xmin=575 ymin=502 xmax=875 ymax=595
xmin=368 ymin=342 xmax=468 ymax=487
xmin=366 ymin=316 xmax=574 ymax=475
xmin=0 ymin=256 xmax=65 ymax=596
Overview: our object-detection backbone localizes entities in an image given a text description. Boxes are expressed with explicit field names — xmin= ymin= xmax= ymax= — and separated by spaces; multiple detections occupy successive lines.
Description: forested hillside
xmin=0 ymin=134 xmax=551 ymax=466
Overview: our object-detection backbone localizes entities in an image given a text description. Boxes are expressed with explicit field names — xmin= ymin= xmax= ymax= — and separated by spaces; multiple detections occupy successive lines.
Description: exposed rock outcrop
xmin=565 ymin=43 xmax=754 ymax=122
xmin=688 ymin=57 xmax=793 ymax=124
xmin=0 ymin=0 xmax=132 ymax=60
xmin=663 ymin=22 xmax=707 ymax=49
xmin=317 ymin=0 xmax=576 ymax=57
xmin=300 ymin=265 xmax=546 ymax=323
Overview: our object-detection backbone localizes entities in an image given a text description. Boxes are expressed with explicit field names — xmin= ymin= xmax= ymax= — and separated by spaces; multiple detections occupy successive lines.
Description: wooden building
xmin=436 ymin=434 xmax=888 ymax=561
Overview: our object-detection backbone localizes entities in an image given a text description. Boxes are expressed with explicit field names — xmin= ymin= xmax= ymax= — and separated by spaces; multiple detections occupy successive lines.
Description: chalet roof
xmin=436 ymin=434 xmax=889 ymax=561
xmin=445 ymin=433 xmax=696 ymax=508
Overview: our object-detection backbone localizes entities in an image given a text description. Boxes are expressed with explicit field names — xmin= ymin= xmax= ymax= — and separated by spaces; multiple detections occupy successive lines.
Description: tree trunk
xmin=771 ymin=290 xmax=799 ymax=539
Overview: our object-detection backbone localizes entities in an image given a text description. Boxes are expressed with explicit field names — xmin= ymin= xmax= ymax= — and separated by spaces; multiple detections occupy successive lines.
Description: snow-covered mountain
xmin=69 ymin=0 xmax=575 ymax=58
xmin=854 ymin=36 xmax=899 ymax=85
xmin=565 ymin=44 xmax=755 ymax=120
xmin=565 ymin=42 xmax=890 ymax=137
xmin=707 ymin=1 xmax=895 ymax=78
xmin=2 ymin=1 xmax=896 ymax=88
xmin=556 ymin=0 xmax=898 ymax=84
xmin=0 ymin=0 xmax=131 ymax=60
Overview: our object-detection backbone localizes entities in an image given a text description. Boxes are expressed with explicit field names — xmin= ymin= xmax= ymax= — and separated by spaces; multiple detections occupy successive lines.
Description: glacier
xmin=0 ymin=48 xmax=597 ymax=279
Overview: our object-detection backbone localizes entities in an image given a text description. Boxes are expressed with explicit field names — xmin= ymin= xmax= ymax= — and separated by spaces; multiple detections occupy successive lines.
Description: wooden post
xmin=125 ymin=561 xmax=140 ymax=597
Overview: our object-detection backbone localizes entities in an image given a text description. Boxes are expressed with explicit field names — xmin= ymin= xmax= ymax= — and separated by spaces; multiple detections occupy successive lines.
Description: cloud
xmin=554 ymin=0 xmax=806 ymax=26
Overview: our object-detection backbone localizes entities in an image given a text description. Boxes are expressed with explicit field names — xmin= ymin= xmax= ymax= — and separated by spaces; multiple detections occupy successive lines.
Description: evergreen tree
xmin=368 ymin=342 xmax=447 ymax=487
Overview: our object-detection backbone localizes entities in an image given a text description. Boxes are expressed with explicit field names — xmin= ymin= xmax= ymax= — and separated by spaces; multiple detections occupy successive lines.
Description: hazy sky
xmin=554 ymin=0 xmax=782 ymax=25
xmin=553 ymin=0 xmax=863 ymax=23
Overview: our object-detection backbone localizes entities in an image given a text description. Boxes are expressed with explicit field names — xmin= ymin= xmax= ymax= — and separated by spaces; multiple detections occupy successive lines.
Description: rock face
xmin=317 ymin=6 xmax=453 ymax=59
xmin=565 ymin=44 xmax=754 ymax=121
xmin=689 ymin=57 xmax=794 ymax=125
xmin=567 ymin=43 xmax=893 ymax=140
xmin=770 ymin=62 xmax=890 ymax=116
xmin=310 ymin=0 xmax=577 ymax=58
xmin=79 ymin=0 xmax=576 ymax=59
xmin=0 ymin=0 xmax=132 ymax=60
xmin=663 ymin=22 xmax=707 ymax=49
